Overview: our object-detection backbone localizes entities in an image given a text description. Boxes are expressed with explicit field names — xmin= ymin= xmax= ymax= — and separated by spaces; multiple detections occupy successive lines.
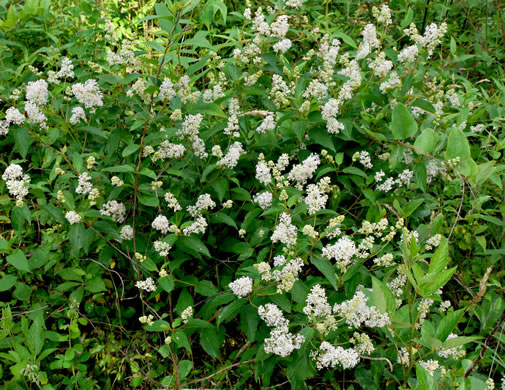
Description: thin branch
xmin=183 ymin=359 xmax=255 ymax=386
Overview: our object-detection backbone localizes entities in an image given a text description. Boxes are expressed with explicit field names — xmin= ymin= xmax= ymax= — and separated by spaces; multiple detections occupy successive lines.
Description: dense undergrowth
xmin=1 ymin=0 xmax=505 ymax=389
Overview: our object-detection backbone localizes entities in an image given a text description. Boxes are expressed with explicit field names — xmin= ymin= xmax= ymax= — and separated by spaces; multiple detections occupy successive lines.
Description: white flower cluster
xmin=273 ymin=39 xmax=292 ymax=54
xmin=288 ymin=153 xmax=320 ymax=187
xmin=415 ymin=298 xmax=433 ymax=329
xmin=0 ymin=107 xmax=25 ymax=136
xmin=271 ymin=212 xmax=298 ymax=247
xmin=350 ymin=332 xmax=375 ymax=355
xmin=183 ymin=214 xmax=208 ymax=236
xmin=224 ymin=98 xmax=240 ymax=137
xmin=229 ymin=276 xmax=253 ymax=298
xmin=419 ymin=359 xmax=441 ymax=376
xmin=255 ymin=256 xmax=304 ymax=293
xmin=333 ymin=289 xmax=391 ymax=328
xmin=437 ymin=333 xmax=465 ymax=359
xmin=321 ymin=99 xmax=344 ymax=134
xmin=70 ymin=106 xmax=87 ymax=125
xmin=154 ymin=141 xmax=185 ymax=162
xmin=164 ymin=192 xmax=182 ymax=211
xmin=258 ymin=303 xmax=305 ymax=357
xmin=311 ymin=342 xmax=360 ymax=370
xmin=154 ymin=241 xmax=171 ymax=257
xmin=65 ymin=211 xmax=82 ymax=225
xmin=380 ymin=71 xmax=401 ymax=93
xmin=2 ymin=164 xmax=30 ymax=202
xmin=425 ymin=234 xmax=442 ymax=250
xmin=26 ymin=79 xmax=49 ymax=106
xmin=374 ymin=253 xmax=394 ymax=267
xmin=304 ymin=284 xmax=332 ymax=317
xmin=120 ymin=225 xmax=134 ymax=240
xmin=139 ymin=314 xmax=154 ymax=326
xmin=253 ymin=191 xmax=273 ymax=210
xmin=177 ymin=114 xmax=207 ymax=158
xmin=187 ymin=194 xmax=216 ymax=217
xmin=256 ymin=160 xmax=272 ymax=185
xmin=305 ymin=177 xmax=331 ymax=215
xmin=135 ymin=277 xmax=157 ymax=292
xmin=352 ymin=151 xmax=373 ymax=169
xmin=255 ymin=113 xmax=276 ymax=134
xmin=181 ymin=306 xmax=193 ymax=324
xmin=322 ymin=236 xmax=356 ymax=271
xmin=218 ymin=142 xmax=244 ymax=169
xmin=72 ymin=79 xmax=103 ymax=111
xmin=376 ymin=169 xmax=414 ymax=192
xmin=372 ymin=4 xmax=392 ymax=25
xmin=100 ymin=200 xmax=126 ymax=223
xmin=152 ymin=215 xmax=170 ymax=234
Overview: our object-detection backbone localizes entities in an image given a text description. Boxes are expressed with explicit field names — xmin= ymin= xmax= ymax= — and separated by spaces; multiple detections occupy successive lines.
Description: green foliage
xmin=0 ymin=0 xmax=504 ymax=389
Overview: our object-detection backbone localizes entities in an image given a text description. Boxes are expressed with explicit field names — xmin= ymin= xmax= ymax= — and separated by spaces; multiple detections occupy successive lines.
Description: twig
xmin=464 ymin=312 xmax=505 ymax=377
xmin=183 ymin=359 xmax=255 ymax=386
xmin=360 ymin=356 xmax=394 ymax=371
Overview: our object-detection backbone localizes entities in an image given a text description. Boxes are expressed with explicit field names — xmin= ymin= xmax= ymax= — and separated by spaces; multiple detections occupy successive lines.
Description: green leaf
xmin=187 ymin=101 xmax=226 ymax=118
xmin=418 ymin=266 xmax=456 ymax=297
xmin=200 ymin=328 xmax=221 ymax=358
xmin=178 ymin=360 xmax=193 ymax=379
xmin=7 ymin=250 xmax=30 ymax=272
xmin=416 ymin=363 xmax=437 ymax=390
xmin=185 ymin=319 xmax=215 ymax=329
xmin=333 ymin=31 xmax=357 ymax=48
xmin=217 ymin=299 xmax=244 ymax=327
xmin=310 ymin=257 xmax=337 ymax=290
xmin=26 ymin=320 xmax=44 ymax=356
xmin=310 ymin=127 xmax=335 ymax=152
xmin=173 ymin=330 xmax=192 ymax=354
xmin=403 ymin=199 xmax=424 ymax=218
xmin=442 ymin=336 xmax=480 ymax=349
xmin=446 ymin=128 xmax=470 ymax=160
xmin=177 ymin=236 xmax=211 ymax=258
xmin=122 ymin=143 xmax=140 ymax=157
xmin=391 ymin=103 xmax=418 ymax=139
xmin=210 ymin=212 xmax=237 ymax=229
xmin=428 ymin=238 xmax=449 ymax=274
xmin=194 ymin=280 xmax=219 ymax=296
xmin=372 ymin=276 xmax=396 ymax=314
xmin=86 ymin=277 xmax=107 ymax=293
xmin=437 ymin=309 xmax=464 ymax=341
xmin=159 ymin=276 xmax=175 ymax=293
xmin=138 ymin=193 xmax=159 ymax=207
xmin=342 ymin=167 xmax=368 ymax=178
xmin=0 ymin=275 xmax=18 ymax=291
xmin=102 ymin=165 xmax=135 ymax=173
xmin=13 ymin=128 xmax=32 ymax=158
xmin=240 ymin=305 xmax=259 ymax=342
xmin=414 ymin=128 xmax=438 ymax=155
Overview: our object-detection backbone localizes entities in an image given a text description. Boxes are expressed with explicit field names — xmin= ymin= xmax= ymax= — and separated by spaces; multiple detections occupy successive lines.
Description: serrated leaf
xmin=428 ymin=238 xmax=449 ymax=274
xmin=372 ymin=276 xmax=396 ymax=314
xmin=437 ymin=309 xmax=464 ymax=341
